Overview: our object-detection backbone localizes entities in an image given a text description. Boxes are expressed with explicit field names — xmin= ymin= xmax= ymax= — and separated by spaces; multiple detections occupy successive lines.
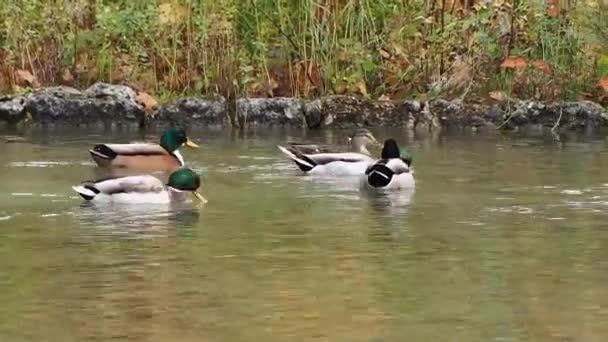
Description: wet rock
xmin=84 ymin=82 xmax=138 ymax=105
xmin=499 ymin=100 xmax=607 ymax=130
xmin=304 ymin=96 xmax=388 ymax=128
xmin=431 ymin=99 xmax=498 ymax=129
xmin=237 ymin=97 xmax=305 ymax=127
xmin=24 ymin=84 xmax=144 ymax=126
xmin=146 ymin=97 xmax=228 ymax=127
xmin=303 ymin=99 xmax=323 ymax=128
xmin=0 ymin=95 xmax=27 ymax=123
xmin=305 ymin=96 xmax=428 ymax=129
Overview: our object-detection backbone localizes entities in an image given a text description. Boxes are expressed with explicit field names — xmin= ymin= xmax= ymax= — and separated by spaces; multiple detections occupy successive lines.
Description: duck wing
xmin=279 ymin=144 xmax=373 ymax=173
xmin=89 ymin=143 xmax=168 ymax=160
xmin=73 ymin=175 xmax=164 ymax=200
xmin=305 ymin=152 xmax=373 ymax=165
xmin=286 ymin=141 xmax=340 ymax=154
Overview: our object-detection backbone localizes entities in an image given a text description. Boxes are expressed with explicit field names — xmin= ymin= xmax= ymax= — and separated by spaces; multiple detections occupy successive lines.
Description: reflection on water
xmin=1 ymin=127 xmax=608 ymax=341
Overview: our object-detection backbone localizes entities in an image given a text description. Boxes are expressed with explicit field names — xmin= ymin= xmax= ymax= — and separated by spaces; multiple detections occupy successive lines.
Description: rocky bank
xmin=1 ymin=83 xmax=606 ymax=131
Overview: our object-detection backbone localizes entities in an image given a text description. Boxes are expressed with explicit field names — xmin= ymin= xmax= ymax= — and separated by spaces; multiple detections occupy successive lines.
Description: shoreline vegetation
xmin=0 ymin=0 xmax=607 ymax=105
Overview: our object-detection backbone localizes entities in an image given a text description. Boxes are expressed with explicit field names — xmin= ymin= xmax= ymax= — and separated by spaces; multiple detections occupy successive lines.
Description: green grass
xmin=0 ymin=0 xmax=606 ymax=104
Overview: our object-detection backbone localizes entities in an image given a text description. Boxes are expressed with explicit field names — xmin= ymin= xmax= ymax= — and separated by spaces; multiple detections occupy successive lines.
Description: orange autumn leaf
xmin=135 ymin=91 xmax=158 ymax=114
xmin=547 ymin=0 xmax=560 ymax=17
xmin=15 ymin=69 xmax=41 ymax=88
xmin=531 ymin=60 xmax=552 ymax=74
xmin=500 ymin=57 xmax=526 ymax=69
xmin=599 ymin=78 xmax=608 ymax=93
xmin=61 ymin=68 xmax=75 ymax=86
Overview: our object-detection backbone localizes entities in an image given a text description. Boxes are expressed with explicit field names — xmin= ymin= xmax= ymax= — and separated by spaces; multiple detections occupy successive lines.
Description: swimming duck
xmin=361 ymin=139 xmax=415 ymax=190
xmin=277 ymin=129 xmax=379 ymax=176
xmin=88 ymin=128 xmax=199 ymax=172
xmin=285 ymin=128 xmax=379 ymax=155
xmin=72 ymin=168 xmax=207 ymax=204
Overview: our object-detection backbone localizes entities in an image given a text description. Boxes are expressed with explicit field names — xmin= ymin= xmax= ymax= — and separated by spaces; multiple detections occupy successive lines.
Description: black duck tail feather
xmin=89 ymin=144 xmax=117 ymax=160
xmin=366 ymin=163 xmax=393 ymax=188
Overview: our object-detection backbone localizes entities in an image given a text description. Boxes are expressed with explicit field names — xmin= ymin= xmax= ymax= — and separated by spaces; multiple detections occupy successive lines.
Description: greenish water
xmin=1 ymin=127 xmax=608 ymax=342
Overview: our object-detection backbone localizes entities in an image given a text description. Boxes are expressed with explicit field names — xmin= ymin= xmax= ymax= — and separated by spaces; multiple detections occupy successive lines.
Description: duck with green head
xmin=72 ymin=167 xmax=207 ymax=204
xmin=88 ymin=128 xmax=199 ymax=173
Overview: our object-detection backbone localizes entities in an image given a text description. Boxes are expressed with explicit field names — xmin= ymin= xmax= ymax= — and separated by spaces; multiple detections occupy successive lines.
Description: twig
xmin=497 ymin=99 xmax=514 ymax=130
xmin=551 ymin=102 xmax=563 ymax=134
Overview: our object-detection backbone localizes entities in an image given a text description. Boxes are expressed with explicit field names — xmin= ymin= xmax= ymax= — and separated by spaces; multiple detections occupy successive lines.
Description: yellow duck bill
xmin=185 ymin=139 xmax=199 ymax=148
xmin=192 ymin=191 xmax=208 ymax=203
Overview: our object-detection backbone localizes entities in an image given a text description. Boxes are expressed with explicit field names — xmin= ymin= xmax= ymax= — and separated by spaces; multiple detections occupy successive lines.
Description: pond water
xmin=1 ymin=127 xmax=608 ymax=341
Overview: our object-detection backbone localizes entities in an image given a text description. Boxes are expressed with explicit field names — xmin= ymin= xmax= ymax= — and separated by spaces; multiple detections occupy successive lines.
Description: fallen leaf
xmin=61 ymin=68 xmax=75 ymax=86
xmin=489 ymin=90 xmax=506 ymax=101
xmin=547 ymin=0 xmax=560 ymax=17
xmin=135 ymin=91 xmax=158 ymax=114
xmin=531 ymin=60 xmax=552 ymax=74
xmin=500 ymin=57 xmax=526 ymax=69
xmin=378 ymin=48 xmax=391 ymax=59
xmin=599 ymin=78 xmax=608 ymax=93
xmin=378 ymin=94 xmax=391 ymax=101
xmin=355 ymin=81 xmax=368 ymax=97
xmin=15 ymin=69 xmax=41 ymax=88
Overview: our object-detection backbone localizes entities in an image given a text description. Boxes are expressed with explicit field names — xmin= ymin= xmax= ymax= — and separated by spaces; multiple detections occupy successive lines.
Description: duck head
xmin=160 ymin=128 xmax=199 ymax=153
xmin=167 ymin=168 xmax=207 ymax=203
xmin=349 ymin=129 xmax=379 ymax=154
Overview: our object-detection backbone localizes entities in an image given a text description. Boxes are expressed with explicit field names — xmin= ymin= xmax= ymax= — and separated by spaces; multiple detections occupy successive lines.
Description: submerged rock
xmin=236 ymin=97 xmax=305 ymax=127
xmin=146 ymin=97 xmax=228 ymax=127
xmin=0 ymin=95 xmax=27 ymax=123
xmin=24 ymin=84 xmax=144 ymax=126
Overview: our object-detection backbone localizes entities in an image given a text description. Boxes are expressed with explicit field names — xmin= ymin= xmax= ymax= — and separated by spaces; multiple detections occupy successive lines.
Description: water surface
xmin=1 ymin=127 xmax=608 ymax=341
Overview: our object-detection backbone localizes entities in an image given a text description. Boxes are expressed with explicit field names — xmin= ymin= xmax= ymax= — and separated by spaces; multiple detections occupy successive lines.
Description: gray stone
xmin=303 ymin=99 xmax=323 ymax=128
xmin=237 ymin=97 xmax=305 ymax=127
xmin=84 ymin=82 xmax=138 ymax=104
xmin=0 ymin=95 xmax=27 ymax=123
xmin=498 ymin=100 xmax=608 ymax=130
xmin=146 ymin=97 xmax=229 ymax=127
xmin=24 ymin=85 xmax=144 ymax=126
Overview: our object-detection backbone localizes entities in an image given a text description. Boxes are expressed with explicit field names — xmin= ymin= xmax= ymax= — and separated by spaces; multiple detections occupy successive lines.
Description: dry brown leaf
xmin=500 ymin=57 xmax=526 ymax=69
xmin=599 ymin=78 xmax=608 ymax=93
xmin=135 ymin=92 xmax=158 ymax=114
xmin=378 ymin=48 xmax=391 ymax=59
xmin=531 ymin=60 xmax=552 ymax=75
xmin=489 ymin=90 xmax=506 ymax=101
xmin=268 ymin=78 xmax=279 ymax=90
xmin=61 ymin=68 xmax=75 ymax=86
xmin=355 ymin=81 xmax=368 ymax=97
xmin=378 ymin=94 xmax=391 ymax=101
xmin=547 ymin=0 xmax=560 ymax=17
xmin=15 ymin=69 xmax=41 ymax=88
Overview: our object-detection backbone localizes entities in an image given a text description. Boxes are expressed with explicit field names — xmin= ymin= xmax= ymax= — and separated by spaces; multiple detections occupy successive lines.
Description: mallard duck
xmin=72 ymin=168 xmax=207 ymax=204
xmin=277 ymin=129 xmax=379 ymax=176
xmin=361 ymin=139 xmax=415 ymax=190
xmin=88 ymin=128 xmax=199 ymax=172
xmin=285 ymin=128 xmax=379 ymax=155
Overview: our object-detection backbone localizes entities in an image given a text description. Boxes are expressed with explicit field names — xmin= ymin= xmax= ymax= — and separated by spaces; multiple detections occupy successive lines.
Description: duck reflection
xmin=361 ymin=187 xmax=415 ymax=216
xmin=75 ymin=202 xmax=201 ymax=238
